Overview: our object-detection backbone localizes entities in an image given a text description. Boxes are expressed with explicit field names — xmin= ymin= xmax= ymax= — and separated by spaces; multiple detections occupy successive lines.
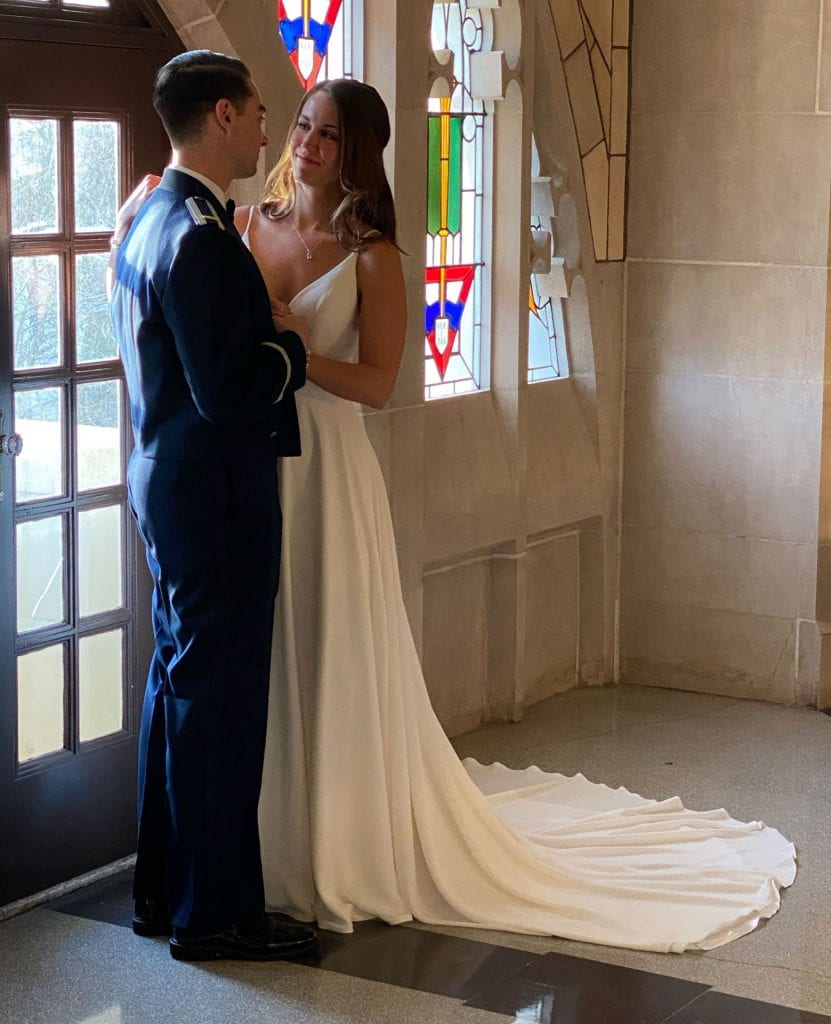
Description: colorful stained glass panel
xmin=425 ymin=0 xmax=489 ymax=400
xmin=278 ymin=0 xmax=353 ymax=91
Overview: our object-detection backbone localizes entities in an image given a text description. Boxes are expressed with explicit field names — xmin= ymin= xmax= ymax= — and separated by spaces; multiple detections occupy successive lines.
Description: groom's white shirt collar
xmin=169 ymin=165 xmax=227 ymax=209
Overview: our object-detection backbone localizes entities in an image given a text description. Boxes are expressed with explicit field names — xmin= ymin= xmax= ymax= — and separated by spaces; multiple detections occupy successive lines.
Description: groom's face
xmin=230 ymin=81 xmax=268 ymax=179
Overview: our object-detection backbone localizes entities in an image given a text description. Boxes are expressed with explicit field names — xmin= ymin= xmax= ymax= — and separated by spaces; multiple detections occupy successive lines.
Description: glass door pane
xmin=75 ymin=252 xmax=117 ymax=363
xmin=16 ymin=514 xmax=67 ymax=633
xmin=79 ymin=629 xmax=124 ymax=742
xmin=10 ymin=117 xmax=60 ymax=235
xmin=12 ymin=254 xmax=62 ymax=370
xmin=78 ymin=504 xmax=123 ymax=616
xmin=76 ymin=380 xmax=122 ymax=490
xmin=14 ymin=386 xmax=65 ymax=501
xmin=17 ymin=644 xmax=66 ymax=763
xmin=73 ymin=119 xmax=119 ymax=233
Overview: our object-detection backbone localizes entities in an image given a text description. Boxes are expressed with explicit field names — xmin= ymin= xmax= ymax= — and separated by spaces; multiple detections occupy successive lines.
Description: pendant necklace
xmin=289 ymin=217 xmax=328 ymax=261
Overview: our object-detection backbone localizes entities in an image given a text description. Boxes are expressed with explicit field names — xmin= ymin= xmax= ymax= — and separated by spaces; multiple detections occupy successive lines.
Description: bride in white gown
xmin=240 ymin=79 xmax=796 ymax=954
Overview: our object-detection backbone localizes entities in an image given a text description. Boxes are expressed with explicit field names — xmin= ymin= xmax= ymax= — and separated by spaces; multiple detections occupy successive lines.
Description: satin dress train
xmin=255 ymin=248 xmax=796 ymax=953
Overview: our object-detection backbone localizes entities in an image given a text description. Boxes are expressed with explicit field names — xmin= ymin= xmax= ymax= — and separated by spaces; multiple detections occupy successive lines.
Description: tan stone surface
xmin=819 ymin=378 xmax=831 ymax=543
xmin=564 ymin=44 xmax=605 ymax=155
xmin=423 ymin=394 xmax=517 ymax=563
xmin=179 ymin=15 xmax=234 ymax=53
xmin=628 ymin=112 xmax=831 ymax=264
xmin=581 ymin=0 xmax=613 ymax=65
xmin=582 ymin=141 xmax=609 ymax=261
xmin=423 ymin=560 xmax=489 ymax=736
xmin=626 ymin=263 xmax=827 ymax=380
xmin=622 ymin=373 xmax=822 ymax=542
xmin=621 ymin=598 xmax=797 ymax=703
xmin=524 ymin=534 xmax=580 ymax=704
xmin=817 ymin=626 xmax=831 ymax=708
xmin=622 ymin=526 xmax=801 ymax=619
xmin=821 ymin=0 xmax=831 ymax=111
xmin=555 ymin=193 xmax=581 ymax=270
xmin=527 ymin=380 xmax=603 ymax=534
xmin=612 ymin=0 xmax=630 ymax=46
xmin=816 ymin=542 xmax=831 ymax=620
xmin=590 ymin=43 xmax=612 ymax=140
xmin=156 ymin=0 xmax=216 ymax=30
xmin=607 ymin=155 xmax=625 ymax=259
xmin=797 ymin=618 xmax=821 ymax=706
xmin=799 ymin=542 xmax=820 ymax=619
xmin=550 ymin=0 xmax=586 ymax=59
xmin=580 ymin=4 xmax=595 ymax=49
xmin=631 ymin=0 xmax=820 ymax=114
xmin=486 ymin=554 xmax=524 ymax=721
xmin=579 ymin=526 xmax=607 ymax=683
xmin=563 ymin=273 xmax=594 ymax=373
xmin=610 ymin=47 xmax=628 ymax=153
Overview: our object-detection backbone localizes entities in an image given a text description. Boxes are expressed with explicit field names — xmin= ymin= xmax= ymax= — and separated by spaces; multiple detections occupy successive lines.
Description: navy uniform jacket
xmin=110 ymin=168 xmax=305 ymax=462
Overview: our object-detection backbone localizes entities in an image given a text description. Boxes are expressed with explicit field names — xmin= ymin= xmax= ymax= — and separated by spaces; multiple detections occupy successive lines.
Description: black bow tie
xmin=225 ymin=198 xmax=236 ymax=218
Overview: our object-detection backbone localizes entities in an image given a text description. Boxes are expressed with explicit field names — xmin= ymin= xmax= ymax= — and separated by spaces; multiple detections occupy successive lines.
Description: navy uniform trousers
xmin=110 ymin=168 xmax=305 ymax=935
xmin=129 ymin=455 xmax=280 ymax=934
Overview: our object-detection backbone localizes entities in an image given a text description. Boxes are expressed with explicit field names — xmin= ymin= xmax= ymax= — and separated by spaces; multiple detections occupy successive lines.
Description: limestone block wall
xmin=620 ymin=0 xmax=831 ymax=704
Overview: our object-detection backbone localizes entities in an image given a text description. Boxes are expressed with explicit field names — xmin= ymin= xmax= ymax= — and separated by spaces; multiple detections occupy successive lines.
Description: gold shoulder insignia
xmin=185 ymin=195 xmax=225 ymax=229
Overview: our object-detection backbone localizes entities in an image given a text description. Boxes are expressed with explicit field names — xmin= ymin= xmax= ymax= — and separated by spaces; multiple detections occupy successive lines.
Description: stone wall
xmin=620 ymin=0 xmax=831 ymax=704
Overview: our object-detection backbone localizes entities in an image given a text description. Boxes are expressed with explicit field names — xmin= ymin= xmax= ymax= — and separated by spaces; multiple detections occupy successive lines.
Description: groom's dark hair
xmin=153 ymin=50 xmax=253 ymax=145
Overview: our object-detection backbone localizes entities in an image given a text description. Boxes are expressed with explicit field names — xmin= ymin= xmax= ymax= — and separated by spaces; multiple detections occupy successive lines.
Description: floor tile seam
xmin=697 ymin=949 xmax=831 ymax=985
xmin=656 ymin=988 xmax=714 ymax=1024
xmin=459 ymin=952 xmax=547 ymax=1008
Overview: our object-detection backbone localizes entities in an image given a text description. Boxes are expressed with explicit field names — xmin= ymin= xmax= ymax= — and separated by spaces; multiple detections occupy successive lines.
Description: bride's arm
xmin=306 ymin=240 xmax=406 ymax=410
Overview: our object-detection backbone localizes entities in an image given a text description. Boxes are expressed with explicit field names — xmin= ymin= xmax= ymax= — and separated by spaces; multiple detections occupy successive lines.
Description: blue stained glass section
xmin=279 ymin=17 xmax=333 ymax=56
xmin=425 ymin=300 xmax=465 ymax=335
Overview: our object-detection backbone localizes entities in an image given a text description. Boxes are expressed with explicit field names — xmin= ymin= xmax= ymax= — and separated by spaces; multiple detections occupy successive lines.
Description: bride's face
xmin=291 ymin=92 xmax=341 ymax=190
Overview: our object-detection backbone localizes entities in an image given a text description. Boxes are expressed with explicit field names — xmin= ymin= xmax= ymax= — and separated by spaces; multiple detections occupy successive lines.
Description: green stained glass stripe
xmin=426 ymin=113 xmax=463 ymax=237
xmin=427 ymin=116 xmax=442 ymax=236
xmin=447 ymin=115 xmax=461 ymax=235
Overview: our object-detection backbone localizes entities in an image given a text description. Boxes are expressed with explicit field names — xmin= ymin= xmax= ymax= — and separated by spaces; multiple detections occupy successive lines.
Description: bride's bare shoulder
xmin=356 ymin=236 xmax=404 ymax=298
xmin=356 ymin=235 xmax=402 ymax=272
xmin=232 ymin=204 xmax=253 ymax=234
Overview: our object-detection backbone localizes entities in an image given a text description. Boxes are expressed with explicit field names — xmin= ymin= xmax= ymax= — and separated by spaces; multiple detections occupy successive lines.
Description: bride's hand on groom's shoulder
xmin=106 ymin=173 xmax=161 ymax=299
xmin=112 ymin=173 xmax=161 ymax=246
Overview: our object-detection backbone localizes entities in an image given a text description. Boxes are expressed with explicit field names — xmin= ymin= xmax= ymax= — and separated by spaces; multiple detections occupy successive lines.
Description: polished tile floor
xmin=2 ymin=685 xmax=830 ymax=1024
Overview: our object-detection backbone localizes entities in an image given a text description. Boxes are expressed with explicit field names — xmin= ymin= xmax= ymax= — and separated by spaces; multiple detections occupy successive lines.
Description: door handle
xmin=0 ymin=410 xmax=23 ymax=503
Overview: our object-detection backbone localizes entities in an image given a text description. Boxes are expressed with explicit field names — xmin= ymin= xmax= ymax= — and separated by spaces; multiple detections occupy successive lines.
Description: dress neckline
xmin=239 ymin=206 xmax=358 ymax=308
xmin=288 ymin=251 xmax=358 ymax=306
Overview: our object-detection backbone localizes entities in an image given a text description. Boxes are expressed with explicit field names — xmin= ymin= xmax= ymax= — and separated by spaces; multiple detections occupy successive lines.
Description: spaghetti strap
xmin=241 ymin=205 xmax=256 ymax=247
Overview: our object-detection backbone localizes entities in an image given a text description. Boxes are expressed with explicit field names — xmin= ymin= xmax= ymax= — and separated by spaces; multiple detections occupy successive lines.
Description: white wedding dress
xmin=257 ymin=249 xmax=796 ymax=953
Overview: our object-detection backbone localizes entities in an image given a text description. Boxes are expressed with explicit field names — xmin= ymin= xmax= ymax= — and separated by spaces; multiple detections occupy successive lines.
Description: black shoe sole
xmin=169 ymin=938 xmax=320 ymax=962
xmin=132 ymin=917 xmax=173 ymax=938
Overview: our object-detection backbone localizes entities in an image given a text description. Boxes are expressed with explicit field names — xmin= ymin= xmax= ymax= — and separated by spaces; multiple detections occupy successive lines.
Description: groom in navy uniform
xmin=109 ymin=51 xmax=318 ymax=961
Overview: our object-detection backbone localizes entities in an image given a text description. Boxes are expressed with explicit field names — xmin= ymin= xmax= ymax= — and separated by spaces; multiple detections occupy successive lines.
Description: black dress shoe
xmin=133 ymin=896 xmax=172 ymax=937
xmin=169 ymin=913 xmax=319 ymax=962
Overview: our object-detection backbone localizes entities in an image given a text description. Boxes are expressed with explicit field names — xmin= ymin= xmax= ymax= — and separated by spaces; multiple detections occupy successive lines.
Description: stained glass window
xmin=528 ymin=137 xmax=568 ymax=383
xmin=528 ymin=231 xmax=567 ymax=382
xmin=425 ymin=0 xmax=489 ymax=400
xmin=278 ymin=0 xmax=361 ymax=92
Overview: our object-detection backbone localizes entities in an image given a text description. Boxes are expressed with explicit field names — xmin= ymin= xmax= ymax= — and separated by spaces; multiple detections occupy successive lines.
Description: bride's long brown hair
xmin=261 ymin=79 xmax=398 ymax=251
